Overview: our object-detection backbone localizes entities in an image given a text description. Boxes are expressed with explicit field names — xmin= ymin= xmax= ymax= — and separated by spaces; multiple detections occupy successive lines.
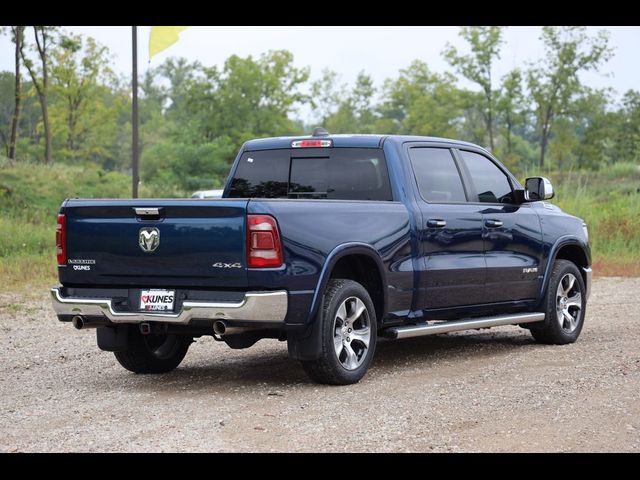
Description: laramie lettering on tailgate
xmin=51 ymin=131 xmax=592 ymax=385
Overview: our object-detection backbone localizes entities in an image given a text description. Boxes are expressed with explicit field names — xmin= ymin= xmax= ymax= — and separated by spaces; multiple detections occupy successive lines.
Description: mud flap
xmin=97 ymin=325 xmax=129 ymax=352
xmin=287 ymin=317 xmax=322 ymax=361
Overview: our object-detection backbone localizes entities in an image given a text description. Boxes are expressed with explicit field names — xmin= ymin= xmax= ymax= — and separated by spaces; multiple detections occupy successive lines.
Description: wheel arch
xmin=539 ymin=236 xmax=591 ymax=306
xmin=288 ymin=242 xmax=387 ymax=361
xmin=309 ymin=243 xmax=387 ymax=326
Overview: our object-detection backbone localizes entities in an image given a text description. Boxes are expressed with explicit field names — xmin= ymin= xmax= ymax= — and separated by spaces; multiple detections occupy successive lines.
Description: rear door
xmin=408 ymin=146 xmax=486 ymax=310
xmin=456 ymin=149 xmax=543 ymax=302
xmin=62 ymin=199 xmax=248 ymax=288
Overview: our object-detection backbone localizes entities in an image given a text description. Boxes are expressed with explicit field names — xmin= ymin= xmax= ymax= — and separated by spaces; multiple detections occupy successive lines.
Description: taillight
xmin=247 ymin=214 xmax=283 ymax=268
xmin=56 ymin=214 xmax=66 ymax=266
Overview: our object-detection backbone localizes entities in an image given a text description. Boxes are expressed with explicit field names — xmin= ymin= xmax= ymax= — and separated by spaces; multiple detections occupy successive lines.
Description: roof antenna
xmin=312 ymin=127 xmax=330 ymax=137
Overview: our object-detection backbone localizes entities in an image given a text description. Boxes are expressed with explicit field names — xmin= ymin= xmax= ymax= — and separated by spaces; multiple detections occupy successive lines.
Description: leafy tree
xmin=310 ymin=68 xmax=344 ymax=127
xmin=0 ymin=26 xmax=26 ymax=160
xmin=0 ymin=72 xmax=15 ymax=155
xmin=20 ymin=26 xmax=58 ymax=163
xmin=378 ymin=60 xmax=464 ymax=138
xmin=140 ymin=57 xmax=202 ymax=147
xmin=456 ymin=89 xmax=490 ymax=147
xmin=50 ymin=33 xmax=115 ymax=158
xmin=527 ymin=26 xmax=612 ymax=168
xmin=141 ymin=136 xmax=236 ymax=193
xmin=140 ymin=66 xmax=168 ymax=111
xmin=186 ymin=50 xmax=309 ymax=147
xmin=615 ymin=90 xmax=640 ymax=164
xmin=325 ymin=71 xmax=377 ymax=134
xmin=548 ymin=117 xmax=580 ymax=171
xmin=496 ymin=68 xmax=524 ymax=159
xmin=571 ymin=89 xmax=617 ymax=169
xmin=15 ymin=79 xmax=41 ymax=159
xmin=158 ymin=57 xmax=201 ymax=119
xmin=444 ymin=26 xmax=504 ymax=151
xmin=1 ymin=27 xmax=638 ymax=196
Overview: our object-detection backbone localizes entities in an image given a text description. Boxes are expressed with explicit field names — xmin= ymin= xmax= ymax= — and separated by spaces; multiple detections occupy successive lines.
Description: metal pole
xmin=132 ymin=26 xmax=139 ymax=198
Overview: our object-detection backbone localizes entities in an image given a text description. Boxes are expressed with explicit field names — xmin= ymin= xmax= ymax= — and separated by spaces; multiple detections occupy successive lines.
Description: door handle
xmin=485 ymin=219 xmax=503 ymax=228
xmin=427 ymin=219 xmax=447 ymax=228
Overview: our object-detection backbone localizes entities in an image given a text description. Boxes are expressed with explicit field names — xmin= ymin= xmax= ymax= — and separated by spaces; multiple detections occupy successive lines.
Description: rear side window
xmin=228 ymin=150 xmax=290 ymax=198
xmin=408 ymin=147 xmax=467 ymax=203
xmin=229 ymin=148 xmax=392 ymax=201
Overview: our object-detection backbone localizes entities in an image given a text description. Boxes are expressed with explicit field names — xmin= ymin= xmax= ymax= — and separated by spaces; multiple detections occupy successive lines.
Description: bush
xmin=141 ymin=137 xmax=236 ymax=194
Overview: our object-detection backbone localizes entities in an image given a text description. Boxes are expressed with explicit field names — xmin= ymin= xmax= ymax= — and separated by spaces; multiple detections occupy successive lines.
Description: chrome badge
xmin=139 ymin=227 xmax=160 ymax=253
xmin=212 ymin=262 xmax=242 ymax=269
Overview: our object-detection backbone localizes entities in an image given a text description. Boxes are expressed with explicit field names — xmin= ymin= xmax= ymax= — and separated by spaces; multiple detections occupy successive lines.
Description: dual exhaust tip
xmin=212 ymin=320 xmax=248 ymax=336
xmin=73 ymin=316 xmax=240 ymax=337
xmin=72 ymin=315 xmax=105 ymax=330
xmin=213 ymin=320 xmax=247 ymax=336
xmin=72 ymin=316 xmax=84 ymax=330
xmin=213 ymin=320 xmax=227 ymax=335
xmin=72 ymin=315 xmax=92 ymax=330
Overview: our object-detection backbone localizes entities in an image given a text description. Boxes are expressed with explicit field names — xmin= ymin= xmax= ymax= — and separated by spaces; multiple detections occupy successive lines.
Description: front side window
xmin=459 ymin=150 xmax=515 ymax=204
xmin=408 ymin=147 xmax=467 ymax=203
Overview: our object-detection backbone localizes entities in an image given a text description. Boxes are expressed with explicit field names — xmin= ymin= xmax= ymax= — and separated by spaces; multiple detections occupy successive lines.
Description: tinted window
xmin=229 ymin=150 xmax=289 ymax=198
xmin=408 ymin=148 xmax=467 ymax=203
xmin=290 ymin=152 xmax=391 ymax=200
xmin=229 ymin=148 xmax=392 ymax=201
xmin=460 ymin=150 xmax=514 ymax=204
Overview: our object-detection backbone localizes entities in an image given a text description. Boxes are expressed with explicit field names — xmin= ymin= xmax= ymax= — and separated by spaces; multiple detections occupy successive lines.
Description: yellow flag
xmin=149 ymin=26 xmax=190 ymax=59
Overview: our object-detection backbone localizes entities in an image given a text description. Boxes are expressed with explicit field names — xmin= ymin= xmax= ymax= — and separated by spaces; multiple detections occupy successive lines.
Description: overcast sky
xmin=1 ymin=26 xmax=638 ymax=116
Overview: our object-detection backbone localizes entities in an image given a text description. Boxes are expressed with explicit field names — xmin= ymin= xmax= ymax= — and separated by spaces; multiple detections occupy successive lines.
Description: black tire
xmin=114 ymin=328 xmax=192 ymax=374
xmin=301 ymin=279 xmax=377 ymax=385
xmin=530 ymin=259 xmax=586 ymax=345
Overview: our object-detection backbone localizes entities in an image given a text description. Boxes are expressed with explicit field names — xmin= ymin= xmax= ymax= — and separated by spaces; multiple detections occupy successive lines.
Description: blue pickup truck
xmin=52 ymin=131 xmax=591 ymax=384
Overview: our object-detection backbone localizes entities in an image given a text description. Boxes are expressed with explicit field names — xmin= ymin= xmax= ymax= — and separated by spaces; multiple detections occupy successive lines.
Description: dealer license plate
xmin=140 ymin=289 xmax=175 ymax=312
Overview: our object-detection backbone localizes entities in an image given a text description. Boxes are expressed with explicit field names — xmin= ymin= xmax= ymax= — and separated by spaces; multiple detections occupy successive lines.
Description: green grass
xmin=548 ymin=167 xmax=640 ymax=274
xmin=1 ymin=160 xmax=639 ymax=287
xmin=0 ymin=160 xmax=167 ymax=287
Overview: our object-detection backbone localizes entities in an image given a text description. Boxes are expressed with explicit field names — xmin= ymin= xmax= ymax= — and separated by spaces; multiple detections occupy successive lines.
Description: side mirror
xmin=525 ymin=176 xmax=554 ymax=201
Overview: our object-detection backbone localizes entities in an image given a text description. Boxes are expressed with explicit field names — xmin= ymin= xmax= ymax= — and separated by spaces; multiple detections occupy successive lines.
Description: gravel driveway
xmin=1 ymin=277 xmax=639 ymax=452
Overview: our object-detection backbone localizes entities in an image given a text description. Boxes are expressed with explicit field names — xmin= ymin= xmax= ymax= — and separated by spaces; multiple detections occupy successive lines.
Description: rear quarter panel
xmin=247 ymin=199 xmax=414 ymax=323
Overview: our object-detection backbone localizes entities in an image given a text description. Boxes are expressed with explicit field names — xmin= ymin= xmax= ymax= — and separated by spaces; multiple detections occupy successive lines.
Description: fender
xmin=538 ymin=235 xmax=590 ymax=306
xmin=288 ymin=242 xmax=387 ymax=361
xmin=307 ymin=242 xmax=388 ymax=325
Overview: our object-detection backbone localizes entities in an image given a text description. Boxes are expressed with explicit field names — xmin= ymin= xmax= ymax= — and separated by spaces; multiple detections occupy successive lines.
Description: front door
xmin=456 ymin=149 xmax=544 ymax=303
xmin=408 ymin=146 xmax=486 ymax=310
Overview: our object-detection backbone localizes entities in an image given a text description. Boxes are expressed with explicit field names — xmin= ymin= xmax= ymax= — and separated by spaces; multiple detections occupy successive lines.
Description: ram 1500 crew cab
xmin=52 ymin=132 xmax=591 ymax=384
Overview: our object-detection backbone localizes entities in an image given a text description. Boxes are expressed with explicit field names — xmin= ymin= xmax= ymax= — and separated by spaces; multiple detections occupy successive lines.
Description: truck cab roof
xmin=242 ymin=134 xmax=486 ymax=152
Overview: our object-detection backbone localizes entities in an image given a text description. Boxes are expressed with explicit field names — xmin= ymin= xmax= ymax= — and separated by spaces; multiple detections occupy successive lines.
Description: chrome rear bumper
xmin=51 ymin=287 xmax=287 ymax=325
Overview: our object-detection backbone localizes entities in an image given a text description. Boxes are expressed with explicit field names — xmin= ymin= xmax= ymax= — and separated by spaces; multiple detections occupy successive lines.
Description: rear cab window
xmin=229 ymin=148 xmax=393 ymax=201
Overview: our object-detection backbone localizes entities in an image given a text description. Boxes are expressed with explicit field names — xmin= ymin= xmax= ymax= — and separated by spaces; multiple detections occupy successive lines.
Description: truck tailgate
xmin=60 ymin=199 xmax=248 ymax=288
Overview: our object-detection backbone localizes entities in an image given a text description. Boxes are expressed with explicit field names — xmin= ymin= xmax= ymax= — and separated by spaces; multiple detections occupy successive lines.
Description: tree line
xmin=1 ymin=26 xmax=639 ymax=193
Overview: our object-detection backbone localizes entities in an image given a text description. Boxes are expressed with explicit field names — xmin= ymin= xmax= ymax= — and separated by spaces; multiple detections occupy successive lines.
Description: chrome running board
xmin=384 ymin=312 xmax=545 ymax=340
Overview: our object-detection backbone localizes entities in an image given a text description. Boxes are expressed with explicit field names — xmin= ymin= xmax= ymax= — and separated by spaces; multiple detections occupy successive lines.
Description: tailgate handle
xmin=134 ymin=207 xmax=163 ymax=218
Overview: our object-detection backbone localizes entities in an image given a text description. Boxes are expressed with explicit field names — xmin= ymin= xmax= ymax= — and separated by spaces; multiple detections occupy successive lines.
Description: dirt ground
xmin=1 ymin=277 xmax=639 ymax=452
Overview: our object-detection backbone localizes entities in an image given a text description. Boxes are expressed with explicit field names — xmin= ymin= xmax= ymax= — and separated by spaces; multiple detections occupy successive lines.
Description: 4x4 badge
xmin=212 ymin=262 xmax=242 ymax=269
